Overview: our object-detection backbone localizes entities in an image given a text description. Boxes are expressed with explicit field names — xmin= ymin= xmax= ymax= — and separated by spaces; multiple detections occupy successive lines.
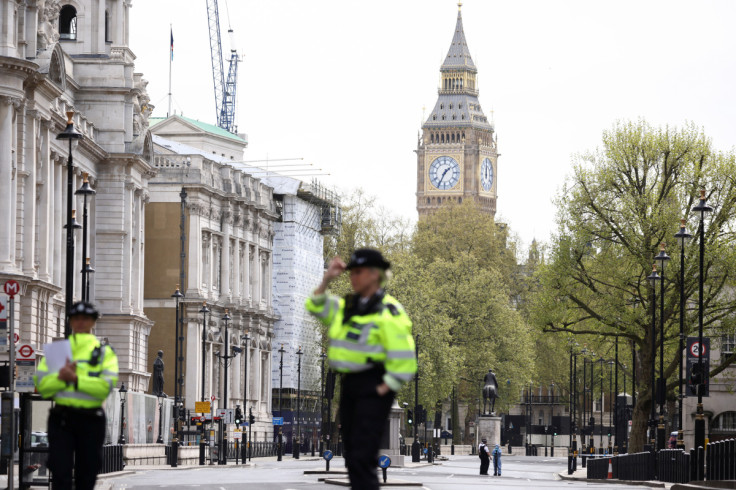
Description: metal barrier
xmin=706 ymin=438 xmax=735 ymax=481
xmin=656 ymin=449 xmax=690 ymax=483
xmin=612 ymin=451 xmax=655 ymax=481
xmin=99 ymin=445 xmax=125 ymax=474
xmin=585 ymin=456 xmax=609 ymax=479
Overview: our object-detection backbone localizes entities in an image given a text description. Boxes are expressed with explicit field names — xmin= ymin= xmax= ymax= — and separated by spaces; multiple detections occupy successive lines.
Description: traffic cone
xmin=607 ymin=458 xmax=613 ymax=479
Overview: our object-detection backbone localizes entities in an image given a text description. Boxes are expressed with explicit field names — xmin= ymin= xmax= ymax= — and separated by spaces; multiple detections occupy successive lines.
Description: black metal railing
xmin=612 ymin=451 xmax=655 ymax=481
xmin=656 ymin=449 xmax=690 ymax=483
xmin=585 ymin=456 xmax=609 ymax=479
xmin=99 ymin=445 xmax=124 ymax=474
xmin=706 ymin=438 xmax=735 ymax=481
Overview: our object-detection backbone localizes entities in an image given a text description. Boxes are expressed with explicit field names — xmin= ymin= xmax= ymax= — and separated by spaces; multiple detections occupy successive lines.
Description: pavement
xmin=558 ymin=466 xmax=672 ymax=489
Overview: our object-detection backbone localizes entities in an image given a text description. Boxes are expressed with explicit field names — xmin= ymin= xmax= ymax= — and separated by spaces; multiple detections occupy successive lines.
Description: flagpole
xmin=168 ymin=24 xmax=173 ymax=117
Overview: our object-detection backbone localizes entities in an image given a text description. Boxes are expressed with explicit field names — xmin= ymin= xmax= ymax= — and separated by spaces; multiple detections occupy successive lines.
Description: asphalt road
xmin=106 ymin=456 xmax=642 ymax=490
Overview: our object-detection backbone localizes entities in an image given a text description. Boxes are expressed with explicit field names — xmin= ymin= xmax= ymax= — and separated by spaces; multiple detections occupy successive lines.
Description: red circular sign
xmin=18 ymin=345 xmax=34 ymax=358
xmin=200 ymin=416 xmax=206 ymax=422
xmin=3 ymin=280 xmax=19 ymax=298
xmin=690 ymin=342 xmax=706 ymax=358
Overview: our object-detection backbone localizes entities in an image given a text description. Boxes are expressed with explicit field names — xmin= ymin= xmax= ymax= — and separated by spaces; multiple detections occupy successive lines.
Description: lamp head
xmin=222 ymin=309 xmax=231 ymax=322
xmin=171 ymin=284 xmax=183 ymax=298
xmin=56 ymin=111 xmax=83 ymax=141
xmin=647 ymin=264 xmax=661 ymax=287
xmin=674 ymin=218 xmax=692 ymax=247
xmin=119 ymin=382 xmax=127 ymax=397
xmin=75 ymin=172 xmax=96 ymax=196
xmin=199 ymin=301 xmax=210 ymax=314
xmin=654 ymin=243 xmax=670 ymax=267
xmin=692 ymin=188 xmax=713 ymax=216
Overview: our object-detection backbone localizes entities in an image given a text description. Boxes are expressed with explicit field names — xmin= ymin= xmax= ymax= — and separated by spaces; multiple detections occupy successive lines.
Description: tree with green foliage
xmin=530 ymin=120 xmax=736 ymax=451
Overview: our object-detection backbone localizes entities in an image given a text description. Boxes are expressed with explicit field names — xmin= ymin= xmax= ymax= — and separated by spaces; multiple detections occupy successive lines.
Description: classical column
xmin=186 ymin=203 xmax=201 ymax=298
xmin=233 ymin=240 xmax=241 ymax=302
xmin=37 ymin=121 xmax=52 ymax=282
xmin=53 ymin=156 xmax=63 ymax=285
xmin=0 ymin=97 xmax=15 ymax=268
xmin=221 ymin=219 xmax=231 ymax=299
xmin=22 ymin=110 xmax=39 ymax=276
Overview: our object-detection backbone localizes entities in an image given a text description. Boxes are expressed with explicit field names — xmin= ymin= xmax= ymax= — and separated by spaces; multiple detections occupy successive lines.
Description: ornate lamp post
xmin=156 ymin=393 xmax=165 ymax=444
xmin=75 ymin=173 xmax=95 ymax=301
xmin=294 ymin=346 xmax=303 ymax=459
xmin=549 ymin=382 xmax=555 ymax=456
xmin=56 ymin=111 xmax=83 ymax=338
xmin=277 ymin=344 xmax=285 ymax=462
xmin=692 ymin=189 xmax=712 ymax=463
xmin=674 ymin=219 xmax=691 ymax=449
xmin=118 ymin=383 xmax=127 ymax=444
xmin=319 ymin=351 xmax=326 ymax=454
xmin=608 ymin=360 xmax=614 ymax=453
xmin=198 ymin=302 xmax=210 ymax=465
xmin=219 ymin=310 xmax=232 ymax=465
xmin=654 ymin=243 xmax=670 ymax=451
xmin=240 ymin=332 xmax=250 ymax=463
xmin=170 ymin=285 xmax=183 ymax=467
xmin=646 ymin=264 xmax=661 ymax=451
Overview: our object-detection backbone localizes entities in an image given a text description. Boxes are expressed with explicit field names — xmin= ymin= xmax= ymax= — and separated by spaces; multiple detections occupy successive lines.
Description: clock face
xmin=481 ymin=158 xmax=494 ymax=191
xmin=429 ymin=156 xmax=460 ymax=190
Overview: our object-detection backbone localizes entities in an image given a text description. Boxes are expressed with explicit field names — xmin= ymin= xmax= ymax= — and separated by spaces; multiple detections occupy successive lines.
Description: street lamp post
xmin=654 ymin=243 xmax=671 ymax=451
xmin=589 ymin=352 xmax=596 ymax=456
xmin=277 ymin=344 xmax=285 ymax=462
xmin=614 ymin=336 xmax=619 ymax=454
xmin=692 ymin=189 xmax=712 ymax=467
xmin=598 ymin=358 xmax=604 ymax=454
xmin=294 ymin=346 xmax=303 ymax=459
xmin=647 ymin=264 xmax=661 ymax=451
xmin=549 ymin=382 xmax=555 ymax=457
xmin=412 ymin=335 xmax=420 ymax=463
xmin=170 ymin=285 xmax=184 ymax=467
xmin=220 ymin=310 xmax=232 ymax=465
xmin=118 ymin=383 xmax=127 ymax=444
xmin=608 ymin=360 xmax=614 ymax=453
xmin=198 ymin=302 xmax=210 ymax=465
xmin=156 ymin=394 xmax=165 ymax=444
xmin=75 ymin=173 xmax=95 ymax=302
xmin=674 ymin=219 xmax=691 ymax=449
xmin=240 ymin=332 xmax=250 ymax=462
xmin=56 ymin=111 xmax=83 ymax=338
xmin=319 ymin=351 xmax=326 ymax=454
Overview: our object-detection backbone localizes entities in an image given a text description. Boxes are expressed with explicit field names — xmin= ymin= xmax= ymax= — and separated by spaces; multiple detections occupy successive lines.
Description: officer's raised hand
xmin=58 ymin=360 xmax=78 ymax=384
xmin=316 ymin=257 xmax=346 ymax=294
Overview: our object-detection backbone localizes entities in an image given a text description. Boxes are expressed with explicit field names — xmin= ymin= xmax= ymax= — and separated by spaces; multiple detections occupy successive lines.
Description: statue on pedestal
xmin=152 ymin=350 xmax=165 ymax=397
xmin=482 ymin=369 xmax=499 ymax=415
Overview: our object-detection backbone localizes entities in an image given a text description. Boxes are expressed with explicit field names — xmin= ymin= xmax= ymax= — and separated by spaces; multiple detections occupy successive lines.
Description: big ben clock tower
xmin=416 ymin=3 xmax=497 ymax=218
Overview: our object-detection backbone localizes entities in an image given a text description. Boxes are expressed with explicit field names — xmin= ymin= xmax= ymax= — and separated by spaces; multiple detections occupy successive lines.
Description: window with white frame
xmin=722 ymin=335 xmax=735 ymax=358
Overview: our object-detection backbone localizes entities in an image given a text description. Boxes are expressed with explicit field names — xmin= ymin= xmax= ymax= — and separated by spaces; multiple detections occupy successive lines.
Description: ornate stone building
xmin=416 ymin=4 xmax=497 ymax=218
xmin=146 ymin=117 xmax=279 ymax=441
xmin=0 ymin=0 xmax=155 ymax=391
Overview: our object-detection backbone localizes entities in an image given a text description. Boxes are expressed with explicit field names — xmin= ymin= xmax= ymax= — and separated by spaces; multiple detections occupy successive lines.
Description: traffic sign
xmin=323 ymin=450 xmax=333 ymax=461
xmin=3 ymin=280 xmax=19 ymax=298
xmin=272 ymin=417 xmax=284 ymax=426
xmin=217 ymin=408 xmax=234 ymax=424
xmin=16 ymin=344 xmax=34 ymax=360
xmin=195 ymin=401 xmax=211 ymax=413
xmin=211 ymin=395 xmax=216 ymax=402
xmin=689 ymin=341 xmax=706 ymax=358
xmin=686 ymin=337 xmax=711 ymax=397
xmin=0 ymin=297 xmax=5 ymax=320
xmin=378 ymin=454 xmax=391 ymax=469
xmin=13 ymin=333 xmax=18 ymax=344
xmin=233 ymin=429 xmax=242 ymax=440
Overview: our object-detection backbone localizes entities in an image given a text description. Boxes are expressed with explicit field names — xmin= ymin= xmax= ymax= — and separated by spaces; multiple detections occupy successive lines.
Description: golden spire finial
xmin=66 ymin=111 xmax=74 ymax=125
xmin=458 ymin=2 xmax=462 ymax=10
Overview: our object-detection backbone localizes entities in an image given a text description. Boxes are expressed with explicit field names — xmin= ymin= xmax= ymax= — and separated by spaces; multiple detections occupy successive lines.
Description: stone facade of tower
xmin=417 ymin=6 xmax=497 ymax=218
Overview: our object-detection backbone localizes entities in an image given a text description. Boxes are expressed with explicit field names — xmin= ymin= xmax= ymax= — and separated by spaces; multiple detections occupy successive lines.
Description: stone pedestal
xmin=477 ymin=416 xmax=501 ymax=448
xmin=379 ymin=399 xmax=405 ymax=467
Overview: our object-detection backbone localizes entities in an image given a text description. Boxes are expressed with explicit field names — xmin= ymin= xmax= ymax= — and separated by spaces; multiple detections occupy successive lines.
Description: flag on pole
xmin=170 ymin=27 xmax=174 ymax=61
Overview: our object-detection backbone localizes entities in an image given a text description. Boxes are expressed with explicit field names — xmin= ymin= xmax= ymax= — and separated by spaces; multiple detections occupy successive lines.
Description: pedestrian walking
xmin=492 ymin=443 xmax=503 ymax=476
xmin=34 ymin=302 xmax=119 ymax=490
xmin=306 ymin=248 xmax=417 ymax=490
xmin=479 ymin=438 xmax=490 ymax=475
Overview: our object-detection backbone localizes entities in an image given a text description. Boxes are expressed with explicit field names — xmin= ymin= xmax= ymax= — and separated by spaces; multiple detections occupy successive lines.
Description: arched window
xmin=105 ymin=10 xmax=111 ymax=43
xmin=451 ymin=133 xmax=455 ymax=143
xmin=712 ymin=412 xmax=736 ymax=433
xmin=59 ymin=5 xmax=78 ymax=40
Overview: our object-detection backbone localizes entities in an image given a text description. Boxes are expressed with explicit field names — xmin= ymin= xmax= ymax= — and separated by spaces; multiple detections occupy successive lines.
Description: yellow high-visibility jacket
xmin=34 ymin=333 xmax=118 ymax=409
xmin=306 ymin=290 xmax=416 ymax=392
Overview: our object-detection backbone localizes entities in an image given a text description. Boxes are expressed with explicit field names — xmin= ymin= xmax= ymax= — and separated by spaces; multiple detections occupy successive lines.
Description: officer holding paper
xmin=34 ymin=301 xmax=118 ymax=490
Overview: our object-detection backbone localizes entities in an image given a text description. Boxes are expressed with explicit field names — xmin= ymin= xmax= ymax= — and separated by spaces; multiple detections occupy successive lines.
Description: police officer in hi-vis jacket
xmin=34 ymin=301 xmax=118 ymax=490
xmin=306 ymin=248 xmax=417 ymax=490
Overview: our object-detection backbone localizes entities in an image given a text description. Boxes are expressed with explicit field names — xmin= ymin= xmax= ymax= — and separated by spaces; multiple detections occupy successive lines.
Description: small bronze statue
xmin=152 ymin=350 xmax=165 ymax=397
xmin=482 ymin=369 xmax=499 ymax=415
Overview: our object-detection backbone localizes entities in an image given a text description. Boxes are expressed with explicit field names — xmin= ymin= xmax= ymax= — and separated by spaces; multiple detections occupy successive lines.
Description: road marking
xmin=447 ymin=474 xmax=454 ymax=478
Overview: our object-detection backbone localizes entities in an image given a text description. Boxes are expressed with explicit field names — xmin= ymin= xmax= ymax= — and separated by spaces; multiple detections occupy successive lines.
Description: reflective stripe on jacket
xmin=306 ymin=290 xmax=417 ymax=392
xmin=34 ymin=333 xmax=119 ymax=409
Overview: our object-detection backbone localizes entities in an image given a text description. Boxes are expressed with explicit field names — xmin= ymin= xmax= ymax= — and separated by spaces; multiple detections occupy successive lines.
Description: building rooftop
xmin=150 ymin=115 xmax=246 ymax=143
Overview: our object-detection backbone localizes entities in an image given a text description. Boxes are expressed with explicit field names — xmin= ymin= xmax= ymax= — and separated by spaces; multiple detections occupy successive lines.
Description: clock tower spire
xmin=416 ymin=5 xmax=497 ymax=218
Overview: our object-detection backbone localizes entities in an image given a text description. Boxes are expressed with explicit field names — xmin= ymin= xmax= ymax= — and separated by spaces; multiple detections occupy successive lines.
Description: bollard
xmin=323 ymin=449 xmax=333 ymax=472
xmin=378 ymin=454 xmax=391 ymax=484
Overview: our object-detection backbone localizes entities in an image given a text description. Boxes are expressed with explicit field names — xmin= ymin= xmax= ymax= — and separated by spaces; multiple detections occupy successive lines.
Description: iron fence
xmin=585 ymin=456 xmax=610 ymax=479
xmin=706 ymin=438 xmax=735 ymax=481
xmin=656 ymin=449 xmax=690 ymax=483
xmin=612 ymin=451 xmax=655 ymax=481
xmin=99 ymin=445 xmax=124 ymax=474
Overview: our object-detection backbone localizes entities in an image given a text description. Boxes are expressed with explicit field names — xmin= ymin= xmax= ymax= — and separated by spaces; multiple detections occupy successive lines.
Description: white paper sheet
xmin=42 ymin=340 xmax=72 ymax=373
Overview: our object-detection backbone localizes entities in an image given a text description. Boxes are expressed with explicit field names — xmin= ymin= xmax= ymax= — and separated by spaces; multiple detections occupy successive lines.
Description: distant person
xmin=34 ymin=302 xmax=119 ymax=490
xmin=306 ymin=248 xmax=417 ymax=490
xmin=493 ymin=443 xmax=503 ymax=476
xmin=479 ymin=437 xmax=490 ymax=475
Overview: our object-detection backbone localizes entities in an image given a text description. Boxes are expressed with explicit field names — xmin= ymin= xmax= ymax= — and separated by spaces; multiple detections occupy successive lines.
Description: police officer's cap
xmin=482 ymin=438 xmax=488 ymax=443
xmin=345 ymin=248 xmax=390 ymax=270
xmin=68 ymin=301 xmax=99 ymax=320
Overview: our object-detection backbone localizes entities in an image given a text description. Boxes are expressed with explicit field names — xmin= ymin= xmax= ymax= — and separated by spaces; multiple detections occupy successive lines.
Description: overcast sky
xmin=130 ymin=1 xmax=736 ymax=252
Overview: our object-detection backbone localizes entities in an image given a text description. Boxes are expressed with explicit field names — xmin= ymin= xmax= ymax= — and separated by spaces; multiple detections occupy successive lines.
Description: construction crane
xmin=205 ymin=0 xmax=240 ymax=133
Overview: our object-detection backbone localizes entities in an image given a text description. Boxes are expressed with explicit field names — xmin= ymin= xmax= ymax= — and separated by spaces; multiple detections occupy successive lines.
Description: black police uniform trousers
xmin=479 ymin=448 xmax=490 ymax=475
xmin=47 ymin=405 xmax=106 ymax=490
xmin=340 ymin=367 xmax=395 ymax=490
